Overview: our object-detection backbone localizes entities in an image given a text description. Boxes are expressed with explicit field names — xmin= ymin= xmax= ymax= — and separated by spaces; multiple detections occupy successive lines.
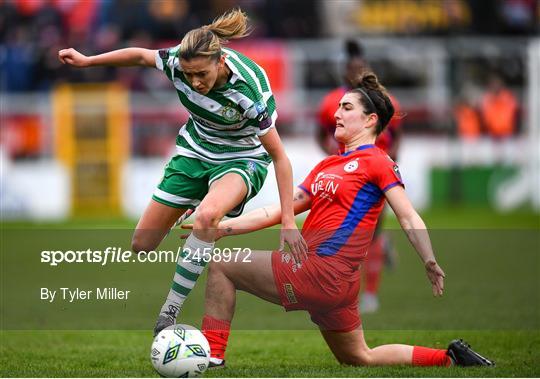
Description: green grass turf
xmin=1 ymin=207 xmax=539 ymax=377
xmin=1 ymin=330 xmax=539 ymax=377
xmin=2 ymin=205 xmax=538 ymax=229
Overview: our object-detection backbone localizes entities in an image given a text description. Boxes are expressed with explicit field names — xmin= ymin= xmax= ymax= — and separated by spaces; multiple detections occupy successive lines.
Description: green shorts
xmin=152 ymin=155 xmax=269 ymax=217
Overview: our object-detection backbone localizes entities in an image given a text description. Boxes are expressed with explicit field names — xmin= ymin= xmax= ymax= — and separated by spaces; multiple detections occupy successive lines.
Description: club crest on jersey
xmin=344 ymin=159 xmax=359 ymax=173
xmin=221 ymin=105 xmax=241 ymax=122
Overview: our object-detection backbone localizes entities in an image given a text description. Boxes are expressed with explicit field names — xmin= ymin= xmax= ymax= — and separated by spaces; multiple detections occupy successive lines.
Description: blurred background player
xmin=317 ymin=39 xmax=403 ymax=313
xmin=58 ymin=8 xmax=307 ymax=336
xmin=480 ymin=71 xmax=519 ymax=165
xmin=480 ymin=72 xmax=518 ymax=141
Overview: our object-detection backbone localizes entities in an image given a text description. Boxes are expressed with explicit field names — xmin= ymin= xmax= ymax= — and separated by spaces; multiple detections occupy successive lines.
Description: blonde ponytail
xmin=206 ymin=8 xmax=251 ymax=41
xmin=179 ymin=8 xmax=251 ymax=60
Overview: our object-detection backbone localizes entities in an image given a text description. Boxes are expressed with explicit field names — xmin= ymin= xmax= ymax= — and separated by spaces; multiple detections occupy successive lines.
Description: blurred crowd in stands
xmin=0 ymin=0 xmax=534 ymax=160
xmin=1 ymin=0 xmax=538 ymax=93
xmin=0 ymin=0 xmax=322 ymax=92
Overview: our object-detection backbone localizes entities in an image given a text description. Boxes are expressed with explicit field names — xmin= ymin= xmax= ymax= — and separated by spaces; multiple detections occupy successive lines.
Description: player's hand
xmin=58 ymin=48 xmax=91 ymax=67
xmin=425 ymin=259 xmax=445 ymax=296
xmin=280 ymin=226 xmax=308 ymax=264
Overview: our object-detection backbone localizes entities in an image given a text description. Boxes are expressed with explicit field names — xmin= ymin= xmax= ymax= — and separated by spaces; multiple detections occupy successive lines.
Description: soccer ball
xmin=150 ymin=324 xmax=211 ymax=377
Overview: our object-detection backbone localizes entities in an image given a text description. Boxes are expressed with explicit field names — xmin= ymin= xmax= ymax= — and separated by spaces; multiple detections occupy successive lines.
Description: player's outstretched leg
xmin=153 ymin=232 xmax=212 ymax=336
xmin=201 ymin=249 xmax=280 ymax=367
xmin=153 ymin=209 xmax=197 ymax=335
xmin=321 ymin=327 xmax=493 ymax=367
xmin=154 ymin=174 xmax=248 ymax=336
xmin=131 ymin=200 xmax=188 ymax=336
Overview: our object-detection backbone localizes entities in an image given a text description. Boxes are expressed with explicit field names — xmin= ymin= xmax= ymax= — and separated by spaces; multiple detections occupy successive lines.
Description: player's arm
xmin=58 ymin=47 xmax=157 ymax=68
xmin=385 ymin=185 xmax=445 ymax=296
xmin=259 ymin=128 xmax=309 ymax=259
xmin=183 ymin=188 xmax=311 ymax=239
xmin=220 ymin=187 xmax=311 ymax=237
xmin=259 ymin=128 xmax=296 ymax=229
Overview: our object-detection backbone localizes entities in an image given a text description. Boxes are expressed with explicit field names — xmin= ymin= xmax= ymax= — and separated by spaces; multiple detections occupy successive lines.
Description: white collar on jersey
xmin=222 ymin=51 xmax=240 ymax=85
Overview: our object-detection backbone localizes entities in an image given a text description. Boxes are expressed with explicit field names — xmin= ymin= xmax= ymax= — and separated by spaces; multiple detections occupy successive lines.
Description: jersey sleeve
xmin=373 ymin=155 xmax=404 ymax=192
xmin=247 ymin=98 xmax=275 ymax=137
xmin=243 ymin=95 xmax=277 ymax=137
xmin=155 ymin=44 xmax=181 ymax=81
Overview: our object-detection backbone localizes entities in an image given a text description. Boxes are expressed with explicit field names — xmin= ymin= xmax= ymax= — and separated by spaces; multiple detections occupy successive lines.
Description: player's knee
xmin=208 ymin=259 xmax=236 ymax=284
xmin=207 ymin=260 xmax=225 ymax=275
xmin=194 ymin=206 xmax=221 ymax=229
xmin=131 ymin=232 xmax=156 ymax=254
xmin=206 ymin=261 xmax=234 ymax=296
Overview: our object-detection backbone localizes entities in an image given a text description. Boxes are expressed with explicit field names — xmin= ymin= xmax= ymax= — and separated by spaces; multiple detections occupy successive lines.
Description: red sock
xmin=365 ymin=236 xmax=384 ymax=294
xmin=412 ymin=346 xmax=451 ymax=367
xmin=201 ymin=315 xmax=231 ymax=360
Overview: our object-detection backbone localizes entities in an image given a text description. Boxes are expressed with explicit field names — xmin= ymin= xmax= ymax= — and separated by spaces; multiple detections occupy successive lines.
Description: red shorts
xmin=271 ymin=250 xmax=361 ymax=332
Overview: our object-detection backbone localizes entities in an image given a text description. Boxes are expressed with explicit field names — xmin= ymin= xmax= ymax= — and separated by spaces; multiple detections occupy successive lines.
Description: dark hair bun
xmin=349 ymin=71 xmax=395 ymax=133
xmin=345 ymin=39 xmax=363 ymax=59
xmin=355 ymin=71 xmax=379 ymax=91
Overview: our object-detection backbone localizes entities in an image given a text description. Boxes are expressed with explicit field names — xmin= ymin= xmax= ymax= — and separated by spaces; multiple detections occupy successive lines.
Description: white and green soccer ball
xmin=150 ymin=324 xmax=211 ymax=377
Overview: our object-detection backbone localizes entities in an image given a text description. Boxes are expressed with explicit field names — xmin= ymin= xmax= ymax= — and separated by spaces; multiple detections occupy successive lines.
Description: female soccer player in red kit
xmin=318 ymin=40 xmax=402 ymax=313
xmin=183 ymin=71 xmax=493 ymax=368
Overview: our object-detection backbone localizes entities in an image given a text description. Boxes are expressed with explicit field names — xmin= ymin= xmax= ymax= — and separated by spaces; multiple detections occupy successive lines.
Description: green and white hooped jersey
xmin=155 ymin=45 xmax=277 ymax=166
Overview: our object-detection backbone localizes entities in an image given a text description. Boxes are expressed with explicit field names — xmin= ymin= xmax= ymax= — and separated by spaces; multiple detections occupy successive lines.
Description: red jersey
xmin=318 ymin=87 xmax=402 ymax=156
xmin=299 ymin=145 xmax=403 ymax=271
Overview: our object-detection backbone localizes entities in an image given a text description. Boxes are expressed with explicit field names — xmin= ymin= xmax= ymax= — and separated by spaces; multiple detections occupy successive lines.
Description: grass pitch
xmin=1 ymin=330 xmax=539 ymax=377
xmin=1 ymin=207 xmax=539 ymax=377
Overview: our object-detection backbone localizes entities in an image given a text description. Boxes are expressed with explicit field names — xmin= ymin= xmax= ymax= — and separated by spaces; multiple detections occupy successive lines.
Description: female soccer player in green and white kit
xmin=58 ymin=9 xmax=307 ymax=335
